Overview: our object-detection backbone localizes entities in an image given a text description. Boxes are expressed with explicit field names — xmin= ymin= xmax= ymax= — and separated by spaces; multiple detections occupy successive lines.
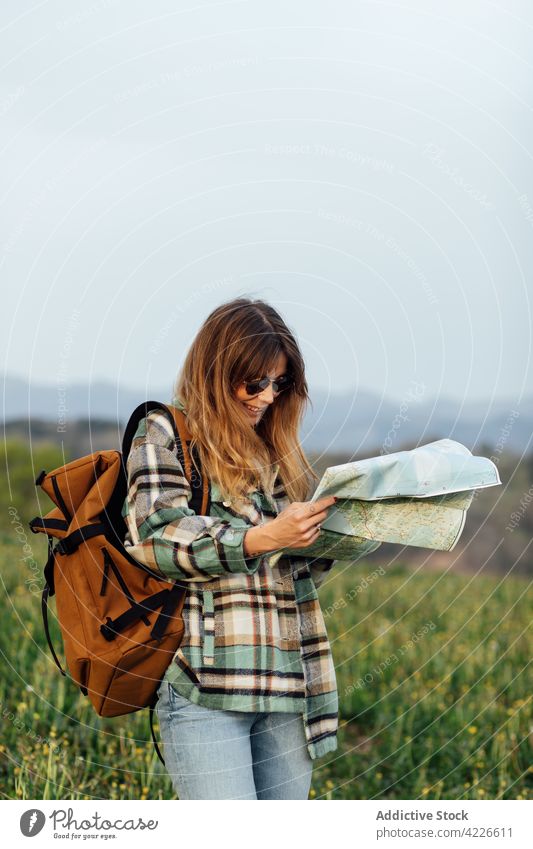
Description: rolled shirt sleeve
xmin=122 ymin=409 xmax=263 ymax=582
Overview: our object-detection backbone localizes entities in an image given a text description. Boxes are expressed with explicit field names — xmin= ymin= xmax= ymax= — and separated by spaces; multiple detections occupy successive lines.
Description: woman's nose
xmin=258 ymin=384 xmax=276 ymax=404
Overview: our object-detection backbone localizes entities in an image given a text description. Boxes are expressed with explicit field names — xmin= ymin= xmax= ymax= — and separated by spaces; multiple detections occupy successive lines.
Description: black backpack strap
xmin=29 ymin=517 xmax=69 ymax=534
xmin=99 ymin=586 xmax=185 ymax=642
xmin=121 ymin=401 xmax=179 ymax=460
xmin=42 ymin=583 xmax=67 ymax=678
xmin=101 ymin=401 xmax=190 ymax=550
xmin=50 ymin=474 xmax=72 ymax=525
xmin=149 ymin=689 xmax=165 ymax=765
xmin=167 ymin=407 xmax=211 ymax=517
xmin=150 ymin=584 xmax=185 ymax=641
xmin=55 ymin=522 xmax=109 ymax=556
xmin=121 ymin=400 xmax=211 ymax=516
xmin=41 ymin=536 xmax=87 ymax=696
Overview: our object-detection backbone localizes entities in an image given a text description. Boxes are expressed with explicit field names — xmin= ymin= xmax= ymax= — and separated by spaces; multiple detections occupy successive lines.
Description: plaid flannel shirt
xmin=121 ymin=398 xmax=339 ymax=760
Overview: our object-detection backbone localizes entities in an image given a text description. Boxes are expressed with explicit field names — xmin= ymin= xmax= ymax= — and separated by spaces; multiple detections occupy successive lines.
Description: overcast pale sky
xmin=1 ymin=0 xmax=532 ymax=406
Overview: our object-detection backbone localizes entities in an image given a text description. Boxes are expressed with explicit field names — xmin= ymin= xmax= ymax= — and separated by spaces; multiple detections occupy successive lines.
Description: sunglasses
xmin=240 ymin=374 xmax=293 ymax=397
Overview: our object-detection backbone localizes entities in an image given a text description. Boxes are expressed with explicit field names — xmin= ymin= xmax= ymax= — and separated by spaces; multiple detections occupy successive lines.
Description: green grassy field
xmin=0 ymin=536 xmax=531 ymax=800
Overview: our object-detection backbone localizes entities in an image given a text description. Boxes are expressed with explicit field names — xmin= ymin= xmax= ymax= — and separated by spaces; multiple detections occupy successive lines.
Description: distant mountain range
xmin=3 ymin=372 xmax=531 ymax=457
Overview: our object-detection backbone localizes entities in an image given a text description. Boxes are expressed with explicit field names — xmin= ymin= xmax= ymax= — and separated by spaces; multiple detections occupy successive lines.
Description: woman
xmin=122 ymin=297 xmax=338 ymax=800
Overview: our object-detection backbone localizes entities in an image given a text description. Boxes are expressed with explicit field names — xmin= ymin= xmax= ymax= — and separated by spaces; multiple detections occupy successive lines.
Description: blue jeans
xmin=155 ymin=681 xmax=314 ymax=799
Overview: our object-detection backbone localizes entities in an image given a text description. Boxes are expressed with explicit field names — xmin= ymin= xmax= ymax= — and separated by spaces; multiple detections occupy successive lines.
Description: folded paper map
xmin=277 ymin=438 xmax=501 ymax=562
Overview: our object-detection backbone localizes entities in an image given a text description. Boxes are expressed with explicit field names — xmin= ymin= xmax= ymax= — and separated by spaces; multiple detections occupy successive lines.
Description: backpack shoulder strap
xmin=165 ymin=405 xmax=211 ymax=517
xmin=121 ymin=400 xmax=211 ymax=517
xmin=121 ymin=401 xmax=175 ymax=460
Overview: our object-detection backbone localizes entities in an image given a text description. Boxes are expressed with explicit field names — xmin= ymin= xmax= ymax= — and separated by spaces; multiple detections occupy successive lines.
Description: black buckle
xmin=100 ymin=617 xmax=117 ymax=642
xmin=54 ymin=539 xmax=69 ymax=556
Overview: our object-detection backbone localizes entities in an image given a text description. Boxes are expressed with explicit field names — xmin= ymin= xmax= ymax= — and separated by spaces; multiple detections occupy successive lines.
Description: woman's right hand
xmin=243 ymin=495 xmax=337 ymax=555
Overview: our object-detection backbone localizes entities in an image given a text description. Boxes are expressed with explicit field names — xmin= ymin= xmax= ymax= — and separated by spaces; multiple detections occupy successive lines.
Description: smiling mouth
xmin=243 ymin=403 xmax=266 ymax=414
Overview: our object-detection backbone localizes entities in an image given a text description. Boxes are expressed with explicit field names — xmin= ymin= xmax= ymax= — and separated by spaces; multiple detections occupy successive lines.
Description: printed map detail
xmin=322 ymin=489 xmax=474 ymax=551
xmin=281 ymin=439 xmax=500 ymax=562
xmin=285 ymin=530 xmax=383 ymax=561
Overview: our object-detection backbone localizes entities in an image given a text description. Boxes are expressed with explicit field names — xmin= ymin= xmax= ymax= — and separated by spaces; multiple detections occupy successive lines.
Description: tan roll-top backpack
xmin=28 ymin=401 xmax=211 ymax=763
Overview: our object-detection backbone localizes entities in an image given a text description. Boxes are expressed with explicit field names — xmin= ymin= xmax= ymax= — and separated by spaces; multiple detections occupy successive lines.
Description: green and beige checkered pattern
xmin=121 ymin=398 xmax=339 ymax=760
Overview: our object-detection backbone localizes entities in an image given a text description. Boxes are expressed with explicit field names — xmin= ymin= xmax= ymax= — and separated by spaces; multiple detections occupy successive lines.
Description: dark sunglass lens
xmin=245 ymin=378 xmax=268 ymax=395
xmin=274 ymin=375 xmax=291 ymax=392
xmin=244 ymin=375 xmax=292 ymax=395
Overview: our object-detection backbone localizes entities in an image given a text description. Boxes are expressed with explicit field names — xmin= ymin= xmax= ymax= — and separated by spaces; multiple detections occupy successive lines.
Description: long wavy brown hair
xmin=173 ymin=297 xmax=318 ymax=505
